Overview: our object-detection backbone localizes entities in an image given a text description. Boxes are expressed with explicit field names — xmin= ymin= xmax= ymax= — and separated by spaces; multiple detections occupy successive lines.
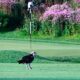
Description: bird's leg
xmin=29 ymin=64 xmax=32 ymax=69
xmin=26 ymin=64 xmax=29 ymax=70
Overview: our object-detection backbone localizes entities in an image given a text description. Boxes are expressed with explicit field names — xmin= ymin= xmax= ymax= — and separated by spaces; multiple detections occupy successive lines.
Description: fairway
xmin=0 ymin=0 xmax=80 ymax=79
xmin=0 ymin=40 xmax=80 ymax=57
xmin=0 ymin=63 xmax=80 ymax=80
xmin=0 ymin=40 xmax=80 ymax=80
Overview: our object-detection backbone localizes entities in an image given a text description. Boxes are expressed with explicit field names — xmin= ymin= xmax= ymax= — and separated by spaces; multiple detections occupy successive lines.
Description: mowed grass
xmin=0 ymin=40 xmax=80 ymax=63
xmin=0 ymin=39 xmax=80 ymax=57
xmin=0 ymin=40 xmax=80 ymax=80
xmin=0 ymin=50 xmax=80 ymax=63
xmin=0 ymin=63 xmax=80 ymax=80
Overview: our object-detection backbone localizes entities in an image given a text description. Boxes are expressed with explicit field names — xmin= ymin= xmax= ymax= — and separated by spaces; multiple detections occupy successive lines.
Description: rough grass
xmin=0 ymin=50 xmax=80 ymax=63
xmin=0 ymin=30 xmax=80 ymax=45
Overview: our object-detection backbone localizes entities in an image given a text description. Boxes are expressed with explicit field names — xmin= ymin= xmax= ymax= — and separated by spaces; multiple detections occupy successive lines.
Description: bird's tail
xmin=17 ymin=60 xmax=23 ymax=64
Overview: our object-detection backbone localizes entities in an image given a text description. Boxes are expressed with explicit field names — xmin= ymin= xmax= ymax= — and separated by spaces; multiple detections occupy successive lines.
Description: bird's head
xmin=30 ymin=51 xmax=36 ymax=57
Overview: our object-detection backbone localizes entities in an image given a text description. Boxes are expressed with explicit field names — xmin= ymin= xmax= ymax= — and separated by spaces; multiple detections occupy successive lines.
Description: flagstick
xmin=29 ymin=8 xmax=32 ymax=51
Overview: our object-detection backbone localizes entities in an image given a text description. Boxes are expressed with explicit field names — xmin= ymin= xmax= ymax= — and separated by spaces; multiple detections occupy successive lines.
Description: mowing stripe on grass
xmin=0 ymin=40 xmax=80 ymax=57
xmin=0 ymin=63 xmax=80 ymax=79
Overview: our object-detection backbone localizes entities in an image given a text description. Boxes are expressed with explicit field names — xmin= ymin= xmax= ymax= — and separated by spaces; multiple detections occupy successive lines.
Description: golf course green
xmin=0 ymin=40 xmax=80 ymax=80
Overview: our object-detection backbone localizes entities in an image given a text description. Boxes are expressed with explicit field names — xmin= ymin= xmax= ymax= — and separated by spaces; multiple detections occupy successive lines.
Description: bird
xmin=18 ymin=51 xmax=36 ymax=69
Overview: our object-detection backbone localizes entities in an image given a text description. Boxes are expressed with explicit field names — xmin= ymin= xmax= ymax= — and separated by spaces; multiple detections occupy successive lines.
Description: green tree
xmin=7 ymin=3 xmax=24 ymax=30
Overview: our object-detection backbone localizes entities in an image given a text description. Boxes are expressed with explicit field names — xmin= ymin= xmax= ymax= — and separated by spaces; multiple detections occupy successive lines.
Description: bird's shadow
xmin=35 ymin=55 xmax=80 ymax=63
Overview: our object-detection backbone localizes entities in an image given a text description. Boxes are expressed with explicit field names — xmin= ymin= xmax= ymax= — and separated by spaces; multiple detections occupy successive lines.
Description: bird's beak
xmin=34 ymin=52 xmax=37 ymax=57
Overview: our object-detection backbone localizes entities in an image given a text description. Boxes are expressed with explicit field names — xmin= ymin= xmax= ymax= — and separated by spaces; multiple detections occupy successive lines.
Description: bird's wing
xmin=22 ymin=54 xmax=32 ymax=60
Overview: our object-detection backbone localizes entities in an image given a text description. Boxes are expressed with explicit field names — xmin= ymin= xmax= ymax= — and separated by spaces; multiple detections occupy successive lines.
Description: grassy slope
xmin=0 ymin=40 xmax=80 ymax=63
xmin=0 ymin=40 xmax=80 ymax=57
xmin=0 ymin=50 xmax=80 ymax=63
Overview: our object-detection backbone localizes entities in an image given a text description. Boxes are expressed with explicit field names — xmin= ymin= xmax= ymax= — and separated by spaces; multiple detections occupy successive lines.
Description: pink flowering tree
xmin=40 ymin=2 xmax=80 ymax=36
xmin=0 ymin=0 xmax=16 ymax=14
xmin=75 ymin=0 xmax=80 ymax=3
xmin=40 ymin=2 xmax=76 ymax=23
xmin=0 ymin=0 xmax=16 ymax=4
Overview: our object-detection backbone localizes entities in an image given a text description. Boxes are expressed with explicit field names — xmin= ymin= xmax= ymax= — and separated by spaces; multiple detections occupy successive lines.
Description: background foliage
xmin=0 ymin=0 xmax=80 ymax=40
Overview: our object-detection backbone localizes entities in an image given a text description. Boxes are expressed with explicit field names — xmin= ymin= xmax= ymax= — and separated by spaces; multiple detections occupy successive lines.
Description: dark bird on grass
xmin=18 ymin=51 xmax=36 ymax=69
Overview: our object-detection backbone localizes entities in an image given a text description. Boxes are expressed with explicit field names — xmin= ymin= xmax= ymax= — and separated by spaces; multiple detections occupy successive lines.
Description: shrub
xmin=0 ymin=3 xmax=24 ymax=32
xmin=0 ymin=12 xmax=9 ymax=32
xmin=40 ymin=2 xmax=80 ymax=36
xmin=8 ymin=3 xmax=24 ymax=30
xmin=40 ymin=20 xmax=53 ymax=35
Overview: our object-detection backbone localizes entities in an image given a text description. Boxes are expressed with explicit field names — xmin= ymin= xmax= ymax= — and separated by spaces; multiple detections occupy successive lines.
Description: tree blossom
xmin=75 ymin=8 xmax=80 ymax=22
xmin=40 ymin=2 xmax=80 ymax=23
xmin=0 ymin=0 xmax=16 ymax=4
xmin=75 ymin=0 xmax=80 ymax=3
